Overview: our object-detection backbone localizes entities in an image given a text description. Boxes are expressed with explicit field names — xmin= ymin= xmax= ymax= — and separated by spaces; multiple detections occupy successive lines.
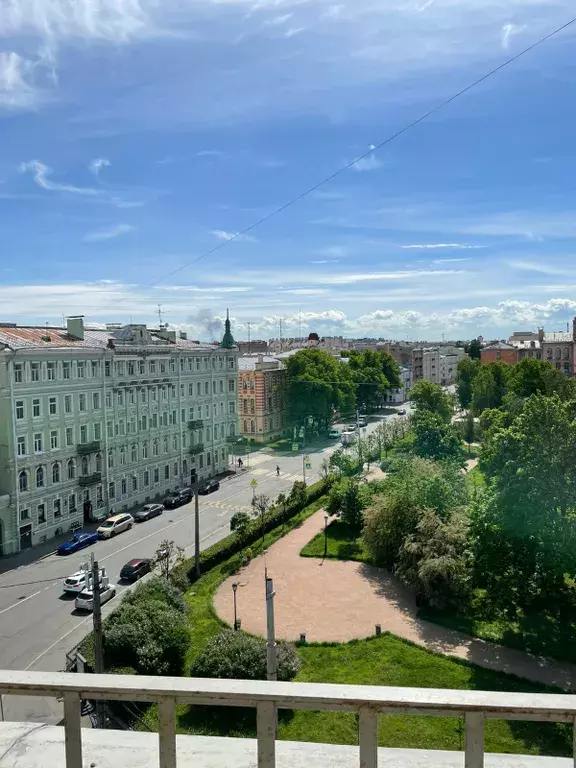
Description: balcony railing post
xmin=257 ymin=701 xmax=276 ymax=768
xmin=63 ymin=692 xmax=83 ymax=768
xmin=359 ymin=706 xmax=378 ymax=768
xmin=158 ymin=698 xmax=177 ymax=768
xmin=572 ymin=716 xmax=576 ymax=768
xmin=465 ymin=712 xmax=484 ymax=768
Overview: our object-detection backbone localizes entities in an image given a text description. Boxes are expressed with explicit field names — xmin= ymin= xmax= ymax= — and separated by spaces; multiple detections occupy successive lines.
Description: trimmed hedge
xmin=181 ymin=480 xmax=326 ymax=583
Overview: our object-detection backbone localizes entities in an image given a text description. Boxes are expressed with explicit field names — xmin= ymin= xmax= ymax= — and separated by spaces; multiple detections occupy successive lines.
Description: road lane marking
xmin=0 ymin=589 xmax=43 ymax=616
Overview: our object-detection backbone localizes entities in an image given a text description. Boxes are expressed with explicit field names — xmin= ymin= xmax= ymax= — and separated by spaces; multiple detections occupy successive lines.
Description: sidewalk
xmin=214 ymin=508 xmax=576 ymax=691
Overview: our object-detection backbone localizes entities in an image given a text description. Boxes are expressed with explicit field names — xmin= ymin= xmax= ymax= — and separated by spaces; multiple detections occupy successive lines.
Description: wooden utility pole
xmin=194 ymin=484 xmax=201 ymax=579
xmin=91 ymin=554 xmax=105 ymax=728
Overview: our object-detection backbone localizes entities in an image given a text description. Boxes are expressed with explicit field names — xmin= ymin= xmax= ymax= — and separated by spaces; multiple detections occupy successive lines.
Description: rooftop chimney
xmin=67 ymin=316 xmax=84 ymax=341
xmin=572 ymin=317 xmax=576 ymax=343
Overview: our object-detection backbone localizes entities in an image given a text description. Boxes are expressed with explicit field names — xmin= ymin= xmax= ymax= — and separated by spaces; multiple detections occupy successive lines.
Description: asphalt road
xmin=0 ymin=407 xmax=409 ymax=724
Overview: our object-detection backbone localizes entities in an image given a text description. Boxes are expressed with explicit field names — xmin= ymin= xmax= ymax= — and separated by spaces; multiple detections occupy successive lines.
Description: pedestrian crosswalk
xmin=249 ymin=468 xmax=305 ymax=482
xmin=200 ymin=500 xmax=253 ymax=513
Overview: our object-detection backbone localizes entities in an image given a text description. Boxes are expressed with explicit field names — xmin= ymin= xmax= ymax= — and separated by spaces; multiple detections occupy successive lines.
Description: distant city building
xmin=539 ymin=321 xmax=576 ymax=375
xmin=411 ymin=346 xmax=465 ymax=385
xmin=237 ymin=340 xmax=268 ymax=355
xmin=386 ymin=365 xmax=412 ymax=404
xmin=481 ymin=341 xmax=519 ymax=365
xmin=0 ymin=317 xmax=239 ymax=555
xmin=238 ymin=355 xmax=287 ymax=443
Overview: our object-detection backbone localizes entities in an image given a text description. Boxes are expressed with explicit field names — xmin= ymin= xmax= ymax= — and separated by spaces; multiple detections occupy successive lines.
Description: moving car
xmin=62 ymin=567 xmax=105 ymax=594
xmin=57 ymin=531 xmax=98 ymax=555
xmin=97 ymin=513 xmax=134 ymax=538
xmin=75 ymin=582 xmax=116 ymax=612
xmin=163 ymin=489 xmax=192 ymax=509
xmin=328 ymin=428 xmax=340 ymax=439
xmin=347 ymin=423 xmax=357 ymax=431
xmin=120 ymin=558 xmax=152 ymax=582
xmin=357 ymin=418 xmax=367 ymax=428
xmin=341 ymin=430 xmax=356 ymax=447
xmin=397 ymin=408 xmax=407 ymax=416
xmin=132 ymin=503 xmax=164 ymax=522
xmin=199 ymin=479 xmax=220 ymax=495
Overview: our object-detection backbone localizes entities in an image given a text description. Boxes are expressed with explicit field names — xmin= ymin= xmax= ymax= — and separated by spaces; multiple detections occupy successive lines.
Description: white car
xmin=62 ymin=568 xmax=104 ymax=594
xmin=75 ymin=583 xmax=116 ymax=612
xmin=97 ymin=513 xmax=134 ymax=539
xmin=328 ymin=429 xmax=340 ymax=439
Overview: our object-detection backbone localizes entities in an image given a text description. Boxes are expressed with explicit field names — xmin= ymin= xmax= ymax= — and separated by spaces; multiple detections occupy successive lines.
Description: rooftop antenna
xmin=157 ymin=304 xmax=164 ymax=328
xmin=279 ymin=317 xmax=284 ymax=352
xmin=298 ymin=308 xmax=302 ymax=340
xmin=246 ymin=321 xmax=253 ymax=354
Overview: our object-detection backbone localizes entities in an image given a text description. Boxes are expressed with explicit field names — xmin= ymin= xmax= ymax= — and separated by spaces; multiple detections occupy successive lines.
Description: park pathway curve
xmin=214 ymin=508 xmax=576 ymax=691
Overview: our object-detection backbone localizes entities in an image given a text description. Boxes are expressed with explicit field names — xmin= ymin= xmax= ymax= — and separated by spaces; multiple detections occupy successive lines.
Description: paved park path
xmin=214 ymin=508 xmax=576 ymax=691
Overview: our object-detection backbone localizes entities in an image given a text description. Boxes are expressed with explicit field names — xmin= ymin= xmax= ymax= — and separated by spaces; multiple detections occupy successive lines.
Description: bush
xmin=104 ymin=601 xmax=189 ymax=676
xmin=190 ymin=630 xmax=300 ymax=682
xmin=123 ymin=575 xmax=187 ymax=614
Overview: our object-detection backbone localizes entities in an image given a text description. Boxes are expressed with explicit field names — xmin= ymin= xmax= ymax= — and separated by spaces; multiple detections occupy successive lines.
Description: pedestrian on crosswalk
xmin=276 ymin=465 xmax=280 ymax=477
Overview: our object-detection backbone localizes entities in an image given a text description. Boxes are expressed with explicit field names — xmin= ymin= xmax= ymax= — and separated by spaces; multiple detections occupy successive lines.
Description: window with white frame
xmin=68 ymin=494 xmax=76 ymax=513
xmin=47 ymin=362 xmax=56 ymax=381
xmin=52 ymin=462 xmax=60 ymax=483
xmin=17 ymin=436 xmax=27 ymax=456
xmin=37 ymin=503 xmax=46 ymax=524
xmin=142 ymin=441 xmax=148 ymax=459
xmin=53 ymin=498 xmax=62 ymax=517
xmin=19 ymin=470 xmax=28 ymax=491
xmin=94 ymin=422 xmax=102 ymax=440
xmin=14 ymin=363 xmax=23 ymax=383
xmin=67 ymin=459 xmax=76 ymax=480
xmin=15 ymin=400 xmax=24 ymax=420
xmin=108 ymin=481 xmax=115 ymax=499
xmin=50 ymin=430 xmax=59 ymax=450
xmin=36 ymin=465 xmax=45 ymax=488
xmin=80 ymin=425 xmax=88 ymax=443
xmin=64 ymin=395 xmax=72 ymax=414
xmin=92 ymin=361 xmax=100 ymax=378
xmin=34 ymin=433 xmax=43 ymax=453
xmin=131 ymin=444 xmax=137 ymax=462
xmin=62 ymin=362 xmax=71 ymax=380
xmin=30 ymin=363 xmax=40 ymax=382
xmin=77 ymin=361 xmax=85 ymax=378
xmin=49 ymin=397 xmax=57 ymax=416
xmin=92 ymin=391 xmax=101 ymax=409
xmin=20 ymin=508 xmax=30 ymax=521
xmin=32 ymin=399 xmax=41 ymax=418
xmin=79 ymin=393 xmax=86 ymax=411
xmin=121 ymin=478 xmax=127 ymax=495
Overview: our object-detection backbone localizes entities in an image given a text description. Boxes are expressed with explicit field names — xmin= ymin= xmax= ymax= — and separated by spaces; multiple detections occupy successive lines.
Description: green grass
xmin=300 ymin=520 xmax=371 ymax=564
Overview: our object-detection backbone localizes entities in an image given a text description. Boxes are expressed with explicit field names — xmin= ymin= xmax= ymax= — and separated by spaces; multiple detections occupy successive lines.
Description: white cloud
xmin=310 ymin=259 xmax=340 ymax=264
xmin=83 ymin=223 xmax=135 ymax=242
xmin=264 ymin=13 xmax=293 ymax=26
xmin=501 ymin=23 xmax=524 ymax=50
xmin=0 ymin=51 xmax=38 ymax=109
xmin=284 ymin=27 xmax=305 ymax=38
xmin=20 ymin=160 xmax=100 ymax=196
xmin=353 ymin=152 xmax=383 ymax=172
xmin=89 ymin=158 xmax=111 ymax=176
xmin=326 ymin=268 xmax=464 ymax=285
xmin=211 ymin=230 xmax=258 ymax=243
xmin=401 ymin=243 xmax=483 ymax=250
xmin=432 ymin=258 xmax=472 ymax=264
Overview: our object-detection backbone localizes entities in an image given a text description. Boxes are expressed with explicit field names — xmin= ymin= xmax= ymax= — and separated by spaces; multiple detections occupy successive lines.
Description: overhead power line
xmin=83 ymin=14 xmax=576 ymax=320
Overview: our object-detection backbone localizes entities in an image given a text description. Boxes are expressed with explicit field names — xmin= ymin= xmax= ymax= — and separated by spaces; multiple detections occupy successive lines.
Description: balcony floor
xmin=0 ymin=723 xmax=570 ymax=768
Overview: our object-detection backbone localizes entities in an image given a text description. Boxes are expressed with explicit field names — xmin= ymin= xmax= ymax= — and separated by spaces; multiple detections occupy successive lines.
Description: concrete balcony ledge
xmin=0 ymin=725 xmax=570 ymax=768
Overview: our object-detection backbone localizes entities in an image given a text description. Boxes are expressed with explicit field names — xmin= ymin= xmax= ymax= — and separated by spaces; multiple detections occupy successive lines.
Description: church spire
xmin=220 ymin=308 xmax=236 ymax=349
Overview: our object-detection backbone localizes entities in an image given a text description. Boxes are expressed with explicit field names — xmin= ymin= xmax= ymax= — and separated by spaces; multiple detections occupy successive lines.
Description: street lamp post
xmin=232 ymin=582 xmax=240 ymax=631
xmin=323 ymin=515 xmax=329 ymax=559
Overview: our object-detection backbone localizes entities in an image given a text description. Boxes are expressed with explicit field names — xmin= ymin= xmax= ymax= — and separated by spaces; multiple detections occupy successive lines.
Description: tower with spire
xmin=220 ymin=309 xmax=236 ymax=349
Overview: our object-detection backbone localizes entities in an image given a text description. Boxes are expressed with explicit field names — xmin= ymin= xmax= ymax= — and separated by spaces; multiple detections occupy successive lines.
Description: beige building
xmin=238 ymin=355 xmax=286 ymax=443
xmin=0 ymin=318 xmax=239 ymax=555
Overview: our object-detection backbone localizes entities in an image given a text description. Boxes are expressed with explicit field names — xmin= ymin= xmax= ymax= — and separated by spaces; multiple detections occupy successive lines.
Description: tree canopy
xmin=470 ymin=362 xmax=511 ymax=415
xmin=507 ymin=357 xmax=575 ymax=401
xmin=348 ymin=350 xmax=401 ymax=411
xmin=284 ymin=349 xmax=355 ymax=426
xmin=410 ymin=380 xmax=453 ymax=423
xmin=412 ymin=410 xmax=464 ymax=464
xmin=456 ymin=357 xmax=480 ymax=409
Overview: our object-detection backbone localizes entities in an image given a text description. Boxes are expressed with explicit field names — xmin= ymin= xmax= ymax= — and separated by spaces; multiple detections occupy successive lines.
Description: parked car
xmin=397 ymin=408 xmax=407 ymax=416
xmin=347 ymin=423 xmax=357 ymax=431
xmin=199 ymin=479 xmax=220 ymax=495
xmin=163 ymin=489 xmax=192 ymax=509
xmin=132 ymin=504 xmax=164 ymax=522
xmin=75 ymin=582 xmax=116 ymax=612
xmin=120 ymin=558 xmax=152 ymax=582
xmin=328 ymin=428 xmax=340 ymax=439
xmin=357 ymin=418 xmax=367 ymax=428
xmin=62 ymin=567 xmax=104 ymax=594
xmin=57 ymin=531 xmax=98 ymax=555
xmin=97 ymin=513 xmax=134 ymax=538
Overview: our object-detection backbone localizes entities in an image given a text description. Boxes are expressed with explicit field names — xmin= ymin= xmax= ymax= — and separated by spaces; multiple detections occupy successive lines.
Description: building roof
xmin=238 ymin=356 xmax=284 ymax=371
xmin=482 ymin=342 xmax=516 ymax=351
xmin=509 ymin=339 xmax=541 ymax=349
xmin=543 ymin=331 xmax=573 ymax=343
xmin=0 ymin=324 xmax=215 ymax=352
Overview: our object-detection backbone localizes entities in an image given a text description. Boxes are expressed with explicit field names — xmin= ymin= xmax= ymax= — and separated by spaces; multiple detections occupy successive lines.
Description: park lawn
xmin=300 ymin=520 xmax=371 ymax=564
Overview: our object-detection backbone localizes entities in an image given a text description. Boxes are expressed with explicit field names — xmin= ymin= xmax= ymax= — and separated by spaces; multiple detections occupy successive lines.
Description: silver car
xmin=75 ymin=583 xmax=116 ymax=612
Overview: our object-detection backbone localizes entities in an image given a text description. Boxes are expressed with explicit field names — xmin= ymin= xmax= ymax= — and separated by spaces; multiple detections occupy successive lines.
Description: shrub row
xmin=181 ymin=479 xmax=326 ymax=583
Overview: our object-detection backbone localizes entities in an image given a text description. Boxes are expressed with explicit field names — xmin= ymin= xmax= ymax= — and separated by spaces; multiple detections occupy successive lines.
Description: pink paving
xmin=214 ymin=508 xmax=576 ymax=690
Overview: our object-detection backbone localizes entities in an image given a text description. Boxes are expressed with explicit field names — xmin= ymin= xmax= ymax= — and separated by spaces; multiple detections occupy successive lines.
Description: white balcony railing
xmin=2 ymin=670 xmax=576 ymax=768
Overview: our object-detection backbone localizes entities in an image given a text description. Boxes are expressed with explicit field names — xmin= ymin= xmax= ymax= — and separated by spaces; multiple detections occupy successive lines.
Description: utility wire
xmin=84 ymin=15 xmax=576 ymax=317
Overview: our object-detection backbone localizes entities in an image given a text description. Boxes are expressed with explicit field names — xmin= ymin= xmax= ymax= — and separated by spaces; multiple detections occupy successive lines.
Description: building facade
xmin=480 ymin=342 xmax=519 ymax=364
xmin=386 ymin=365 xmax=412 ymax=404
xmin=539 ymin=326 xmax=574 ymax=375
xmin=412 ymin=346 xmax=465 ymax=385
xmin=0 ymin=318 xmax=239 ymax=555
xmin=238 ymin=355 xmax=286 ymax=443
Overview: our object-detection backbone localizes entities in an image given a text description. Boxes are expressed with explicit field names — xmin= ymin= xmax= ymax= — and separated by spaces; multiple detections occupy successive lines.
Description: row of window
xmin=19 ymin=448 xmax=230 ymax=524
xmin=241 ymin=416 xmax=283 ymax=434
xmin=546 ymin=348 xmax=572 ymax=360
xmin=14 ymin=380 xmax=236 ymax=420
xmin=13 ymin=355 xmax=236 ymax=384
xmin=16 ymin=418 xmax=236 ymax=459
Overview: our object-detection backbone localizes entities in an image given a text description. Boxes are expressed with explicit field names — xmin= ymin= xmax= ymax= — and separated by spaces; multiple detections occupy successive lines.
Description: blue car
xmin=57 ymin=531 xmax=98 ymax=555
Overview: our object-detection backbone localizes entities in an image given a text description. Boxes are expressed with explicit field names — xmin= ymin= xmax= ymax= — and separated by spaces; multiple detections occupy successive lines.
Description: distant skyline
xmin=2 ymin=1 xmax=576 ymax=340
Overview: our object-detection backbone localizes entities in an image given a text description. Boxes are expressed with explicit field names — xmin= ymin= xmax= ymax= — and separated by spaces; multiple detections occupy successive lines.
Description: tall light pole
xmin=323 ymin=514 xmax=329 ymax=559
xmin=232 ymin=582 xmax=240 ymax=631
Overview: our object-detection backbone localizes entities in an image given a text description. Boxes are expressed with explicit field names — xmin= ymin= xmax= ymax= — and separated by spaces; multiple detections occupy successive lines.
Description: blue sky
xmin=2 ymin=0 xmax=576 ymax=341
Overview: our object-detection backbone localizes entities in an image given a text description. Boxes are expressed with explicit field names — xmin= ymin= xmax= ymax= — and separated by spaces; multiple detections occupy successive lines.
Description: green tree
xmin=340 ymin=479 xmax=365 ymax=531
xmin=465 ymin=338 xmax=482 ymax=359
xmin=410 ymin=380 xmax=453 ymax=423
xmin=456 ymin=357 xmax=480 ymax=409
xmin=348 ymin=350 xmax=401 ymax=411
xmin=508 ymin=357 xmax=575 ymax=400
xmin=154 ymin=539 xmax=185 ymax=582
xmin=464 ymin=412 xmax=475 ymax=454
xmin=284 ymin=349 xmax=356 ymax=429
xmin=329 ymin=447 xmax=357 ymax=477
xmin=471 ymin=362 xmax=511 ymax=415
xmin=230 ymin=511 xmax=252 ymax=537
xmin=412 ymin=411 xmax=464 ymax=464
xmin=474 ymin=395 xmax=576 ymax=609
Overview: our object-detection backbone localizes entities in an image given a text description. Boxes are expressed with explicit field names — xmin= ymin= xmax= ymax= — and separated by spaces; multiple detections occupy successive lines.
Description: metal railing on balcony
xmin=187 ymin=419 xmax=204 ymax=430
xmin=187 ymin=444 xmax=204 ymax=456
xmin=77 ymin=441 xmax=101 ymax=455
xmin=2 ymin=670 xmax=576 ymax=768
xmin=78 ymin=472 xmax=102 ymax=487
